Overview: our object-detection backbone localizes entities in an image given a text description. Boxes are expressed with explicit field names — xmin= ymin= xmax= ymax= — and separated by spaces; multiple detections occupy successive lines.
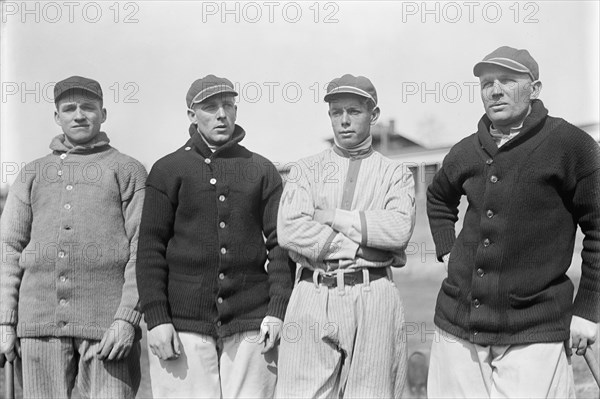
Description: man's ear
xmin=530 ymin=80 xmax=542 ymax=100
xmin=54 ymin=110 xmax=61 ymax=126
xmin=100 ymin=108 xmax=107 ymax=124
xmin=187 ymin=109 xmax=197 ymax=124
xmin=370 ymin=106 xmax=381 ymax=125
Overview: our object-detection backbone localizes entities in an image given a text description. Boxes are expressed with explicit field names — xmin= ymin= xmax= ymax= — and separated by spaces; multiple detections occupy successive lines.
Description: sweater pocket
xmin=508 ymin=277 xmax=573 ymax=331
xmin=435 ymin=278 xmax=462 ymax=325
xmin=167 ymin=272 xmax=212 ymax=320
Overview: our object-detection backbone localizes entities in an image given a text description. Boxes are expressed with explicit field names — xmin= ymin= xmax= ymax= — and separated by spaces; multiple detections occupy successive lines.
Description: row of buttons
xmin=183 ymin=149 xmax=226 ymax=330
xmin=52 ymin=148 xmax=71 ymax=334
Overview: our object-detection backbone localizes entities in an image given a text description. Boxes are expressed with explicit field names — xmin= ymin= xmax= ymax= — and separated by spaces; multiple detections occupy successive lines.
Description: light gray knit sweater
xmin=0 ymin=132 xmax=147 ymax=340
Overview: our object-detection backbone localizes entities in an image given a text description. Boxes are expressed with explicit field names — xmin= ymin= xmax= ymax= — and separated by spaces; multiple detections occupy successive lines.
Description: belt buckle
xmin=320 ymin=274 xmax=337 ymax=287
xmin=346 ymin=273 xmax=357 ymax=285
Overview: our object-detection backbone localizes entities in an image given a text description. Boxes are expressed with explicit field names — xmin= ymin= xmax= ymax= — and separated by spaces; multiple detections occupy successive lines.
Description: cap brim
xmin=473 ymin=60 xmax=533 ymax=79
xmin=190 ymin=86 xmax=238 ymax=106
xmin=54 ymin=87 xmax=103 ymax=103
xmin=324 ymin=86 xmax=376 ymax=104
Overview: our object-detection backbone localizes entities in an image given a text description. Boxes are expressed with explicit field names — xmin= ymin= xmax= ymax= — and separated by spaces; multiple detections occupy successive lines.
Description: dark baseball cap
xmin=54 ymin=76 xmax=103 ymax=103
xmin=324 ymin=74 xmax=378 ymax=106
xmin=186 ymin=75 xmax=238 ymax=109
xmin=473 ymin=46 xmax=539 ymax=81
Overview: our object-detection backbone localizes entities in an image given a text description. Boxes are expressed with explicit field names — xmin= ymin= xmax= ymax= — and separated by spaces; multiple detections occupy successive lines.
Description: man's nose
xmin=216 ymin=107 xmax=226 ymax=118
xmin=491 ymin=82 xmax=503 ymax=97
xmin=341 ymin=112 xmax=350 ymax=125
xmin=74 ymin=107 xmax=85 ymax=119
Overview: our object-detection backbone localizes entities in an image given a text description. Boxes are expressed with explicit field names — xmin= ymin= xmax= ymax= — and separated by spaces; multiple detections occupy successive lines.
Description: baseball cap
xmin=186 ymin=75 xmax=238 ymax=109
xmin=324 ymin=74 xmax=378 ymax=106
xmin=54 ymin=76 xmax=103 ymax=103
xmin=473 ymin=46 xmax=539 ymax=81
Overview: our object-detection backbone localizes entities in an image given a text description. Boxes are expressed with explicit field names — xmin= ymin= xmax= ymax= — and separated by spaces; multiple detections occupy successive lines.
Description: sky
xmin=1 ymin=0 xmax=599 ymax=186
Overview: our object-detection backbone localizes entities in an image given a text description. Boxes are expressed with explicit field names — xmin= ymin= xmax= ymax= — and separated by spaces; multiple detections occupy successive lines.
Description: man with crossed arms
xmin=276 ymin=74 xmax=416 ymax=398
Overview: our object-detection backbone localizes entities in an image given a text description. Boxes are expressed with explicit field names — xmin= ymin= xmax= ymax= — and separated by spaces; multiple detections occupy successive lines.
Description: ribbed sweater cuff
xmin=143 ymin=301 xmax=172 ymax=330
xmin=432 ymin=229 xmax=456 ymax=261
xmin=114 ymin=307 xmax=143 ymax=327
xmin=572 ymin=288 xmax=600 ymax=323
xmin=267 ymin=296 xmax=289 ymax=321
xmin=0 ymin=310 xmax=17 ymax=325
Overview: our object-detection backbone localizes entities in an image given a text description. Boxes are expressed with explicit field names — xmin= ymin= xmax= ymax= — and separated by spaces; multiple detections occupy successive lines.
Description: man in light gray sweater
xmin=0 ymin=76 xmax=146 ymax=398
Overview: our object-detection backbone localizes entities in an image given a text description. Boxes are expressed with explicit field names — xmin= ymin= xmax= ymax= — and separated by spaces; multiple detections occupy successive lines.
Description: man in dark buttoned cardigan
xmin=427 ymin=46 xmax=600 ymax=398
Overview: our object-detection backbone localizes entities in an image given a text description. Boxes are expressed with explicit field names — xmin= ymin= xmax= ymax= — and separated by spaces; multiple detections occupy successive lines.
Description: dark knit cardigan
xmin=427 ymin=100 xmax=600 ymax=345
xmin=137 ymin=124 xmax=293 ymax=338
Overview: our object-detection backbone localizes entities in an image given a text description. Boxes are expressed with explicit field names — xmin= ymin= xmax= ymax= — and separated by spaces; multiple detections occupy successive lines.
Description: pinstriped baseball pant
xmin=19 ymin=337 xmax=141 ymax=399
xmin=276 ymin=270 xmax=407 ymax=398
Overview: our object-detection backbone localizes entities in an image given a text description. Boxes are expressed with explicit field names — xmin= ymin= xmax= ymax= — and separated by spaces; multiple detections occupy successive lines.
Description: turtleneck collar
xmin=188 ymin=123 xmax=246 ymax=158
xmin=332 ymin=135 xmax=374 ymax=159
xmin=49 ymin=131 xmax=111 ymax=154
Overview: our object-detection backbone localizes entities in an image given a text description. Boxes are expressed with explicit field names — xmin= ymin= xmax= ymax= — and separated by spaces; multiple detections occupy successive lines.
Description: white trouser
xmin=427 ymin=328 xmax=575 ymax=398
xmin=148 ymin=330 xmax=277 ymax=398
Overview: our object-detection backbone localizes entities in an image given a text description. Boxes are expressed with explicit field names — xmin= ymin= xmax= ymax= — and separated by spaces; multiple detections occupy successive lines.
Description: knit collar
xmin=477 ymin=99 xmax=548 ymax=156
xmin=332 ymin=135 xmax=374 ymax=159
xmin=188 ymin=123 xmax=246 ymax=158
xmin=50 ymin=131 xmax=111 ymax=154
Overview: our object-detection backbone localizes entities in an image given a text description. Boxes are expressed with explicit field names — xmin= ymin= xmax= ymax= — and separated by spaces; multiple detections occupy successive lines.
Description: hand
xmin=357 ymin=246 xmax=392 ymax=262
xmin=258 ymin=316 xmax=282 ymax=354
xmin=442 ymin=253 xmax=450 ymax=272
xmin=570 ymin=315 xmax=598 ymax=356
xmin=314 ymin=209 xmax=335 ymax=226
xmin=148 ymin=323 xmax=181 ymax=361
xmin=97 ymin=319 xmax=136 ymax=361
xmin=0 ymin=325 xmax=20 ymax=362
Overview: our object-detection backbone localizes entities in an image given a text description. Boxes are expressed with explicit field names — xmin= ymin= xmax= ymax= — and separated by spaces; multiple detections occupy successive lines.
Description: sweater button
xmin=219 ymin=222 xmax=226 ymax=228
xmin=473 ymin=298 xmax=481 ymax=308
xmin=205 ymin=158 xmax=211 ymax=164
xmin=477 ymin=268 xmax=485 ymax=277
xmin=486 ymin=159 xmax=493 ymax=165
xmin=217 ymin=297 xmax=223 ymax=304
xmin=490 ymin=175 xmax=498 ymax=183
xmin=486 ymin=210 xmax=494 ymax=218
xmin=58 ymin=170 xmax=63 ymax=176
xmin=64 ymin=203 xmax=71 ymax=210
xmin=220 ymin=247 xmax=227 ymax=255
xmin=210 ymin=178 xmax=217 ymax=185
xmin=473 ymin=330 xmax=478 ymax=336
xmin=66 ymin=185 xmax=73 ymax=191
xmin=185 ymin=147 xmax=191 ymax=151
xmin=58 ymin=321 xmax=66 ymax=328
xmin=60 ymin=154 xmax=67 ymax=160
xmin=58 ymin=251 xmax=66 ymax=258
xmin=219 ymin=195 xmax=226 ymax=202
xmin=216 ymin=321 xmax=222 ymax=327
xmin=219 ymin=273 xmax=225 ymax=280
xmin=59 ymin=298 xmax=67 ymax=306
xmin=59 ymin=275 xmax=67 ymax=282
xmin=483 ymin=238 xmax=490 ymax=247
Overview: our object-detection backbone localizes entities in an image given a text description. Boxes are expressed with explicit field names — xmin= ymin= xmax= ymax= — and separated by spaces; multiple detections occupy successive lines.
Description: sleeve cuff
xmin=141 ymin=301 xmax=172 ymax=330
xmin=432 ymin=229 xmax=456 ymax=261
xmin=267 ymin=296 xmax=290 ymax=321
xmin=0 ymin=310 xmax=17 ymax=325
xmin=572 ymin=287 xmax=600 ymax=323
xmin=114 ymin=307 xmax=143 ymax=327
xmin=331 ymin=209 xmax=362 ymax=243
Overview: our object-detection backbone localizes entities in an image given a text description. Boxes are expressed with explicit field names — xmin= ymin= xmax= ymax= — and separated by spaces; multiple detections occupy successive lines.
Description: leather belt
xmin=300 ymin=267 xmax=388 ymax=288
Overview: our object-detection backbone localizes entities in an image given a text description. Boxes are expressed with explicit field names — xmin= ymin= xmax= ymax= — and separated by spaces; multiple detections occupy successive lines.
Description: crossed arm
xmin=278 ymin=163 xmax=415 ymax=264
